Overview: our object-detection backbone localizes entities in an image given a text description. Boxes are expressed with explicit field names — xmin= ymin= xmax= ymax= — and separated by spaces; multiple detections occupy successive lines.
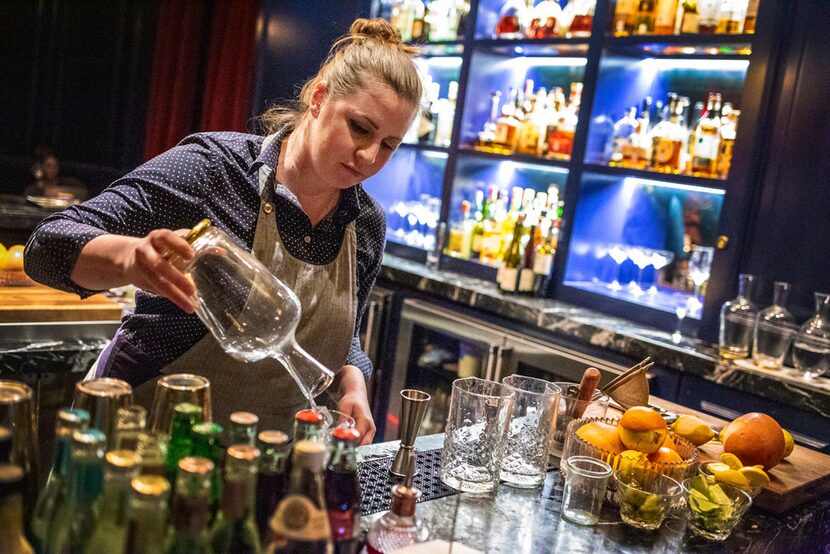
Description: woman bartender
xmin=24 ymin=19 xmax=423 ymax=444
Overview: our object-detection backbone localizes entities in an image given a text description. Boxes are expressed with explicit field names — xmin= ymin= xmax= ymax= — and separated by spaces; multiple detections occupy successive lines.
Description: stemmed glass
xmin=672 ymin=293 xmax=691 ymax=344
xmin=688 ymin=246 xmax=714 ymax=317
xmin=169 ymin=220 xmax=335 ymax=409
xmin=592 ymin=243 xmax=609 ymax=284
xmin=627 ymin=247 xmax=653 ymax=297
xmin=607 ymin=244 xmax=629 ymax=291
xmin=647 ymin=250 xmax=675 ymax=295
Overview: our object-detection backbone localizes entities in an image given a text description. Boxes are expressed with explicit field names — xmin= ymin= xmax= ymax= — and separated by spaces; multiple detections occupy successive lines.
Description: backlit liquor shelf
xmin=368 ymin=0 xmax=774 ymax=337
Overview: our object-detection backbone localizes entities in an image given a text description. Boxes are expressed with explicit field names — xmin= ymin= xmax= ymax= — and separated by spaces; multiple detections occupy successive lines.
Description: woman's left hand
xmin=336 ymin=365 xmax=376 ymax=445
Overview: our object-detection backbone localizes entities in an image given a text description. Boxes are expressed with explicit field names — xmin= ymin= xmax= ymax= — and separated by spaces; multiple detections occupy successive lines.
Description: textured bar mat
xmin=358 ymin=448 xmax=457 ymax=515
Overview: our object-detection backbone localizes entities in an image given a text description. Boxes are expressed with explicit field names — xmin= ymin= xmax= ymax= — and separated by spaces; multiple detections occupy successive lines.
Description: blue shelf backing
xmin=364 ymin=148 xmax=448 ymax=251
xmin=564 ymin=170 xmax=725 ymax=317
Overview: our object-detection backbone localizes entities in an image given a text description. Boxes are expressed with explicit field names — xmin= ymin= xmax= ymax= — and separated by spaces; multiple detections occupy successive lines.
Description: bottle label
xmin=652 ymin=137 xmax=677 ymax=164
xmin=681 ymin=12 xmax=699 ymax=33
xmin=519 ymin=268 xmax=535 ymax=292
xmin=500 ymin=268 xmax=518 ymax=292
xmin=328 ymin=509 xmax=358 ymax=541
xmin=270 ymin=494 xmax=331 ymax=541
xmin=694 ymin=134 xmax=719 ymax=161
xmin=533 ymin=253 xmax=553 ymax=276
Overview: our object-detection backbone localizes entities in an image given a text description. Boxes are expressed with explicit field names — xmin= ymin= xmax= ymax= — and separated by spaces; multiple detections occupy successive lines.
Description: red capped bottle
xmin=325 ymin=427 xmax=362 ymax=554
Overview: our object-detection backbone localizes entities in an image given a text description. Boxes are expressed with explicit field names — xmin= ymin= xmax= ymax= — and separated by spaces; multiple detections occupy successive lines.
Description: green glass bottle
xmin=166 ymin=403 xmax=204 ymax=478
xmin=254 ymin=430 xmax=290 ymax=542
xmin=0 ymin=464 xmax=34 ymax=554
xmin=125 ymin=475 xmax=171 ymax=554
xmin=191 ymin=422 xmax=223 ymax=515
xmin=284 ymin=409 xmax=324 ymax=479
xmin=165 ymin=457 xmax=214 ymax=554
xmin=44 ymin=428 xmax=106 ymax=553
xmin=31 ymin=407 xmax=89 ymax=551
xmin=137 ymin=432 xmax=169 ymax=477
xmin=208 ymin=444 xmax=261 ymax=553
xmin=84 ymin=450 xmax=140 ymax=554
xmin=228 ymin=412 xmax=259 ymax=446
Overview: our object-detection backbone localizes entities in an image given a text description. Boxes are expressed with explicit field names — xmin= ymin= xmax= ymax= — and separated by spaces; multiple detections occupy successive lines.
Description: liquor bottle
xmin=45 ymin=429 xmax=106 ymax=553
xmin=255 ymin=430 xmax=290 ymax=543
xmin=690 ymin=93 xmax=721 ymax=176
xmin=426 ymin=0 xmax=461 ymax=41
xmin=516 ymin=88 xmax=545 ymax=156
xmin=191 ymin=422 xmax=224 ymax=513
xmin=476 ymin=91 xmax=502 ymax=151
xmin=719 ymin=273 xmax=758 ymax=359
xmin=792 ymin=293 xmax=830 ymax=380
xmin=410 ymin=0 xmax=427 ymax=40
xmin=166 ymin=402 xmax=204 ymax=477
xmin=479 ymin=185 xmax=504 ymax=265
xmin=209 ymin=445 xmax=261 ymax=553
xmin=533 ymin=214 xmax=557 ymax=297
xmin=365 ymin=469 xmax=428 ymax=553
xmin=125 ymin=475 xmax=171 ymax=554
xmin=84 ymin=450 xmax=140 ymax=554
xmin=753 ymin=281 xmax=796 ymax=370
xmin=228 ymin=412 xmax=259 ymax=446
xmin=653 ymin=0 xmax=679 ymax=34
xmin=494 ymin=0 xmax=527 ymax=38
xmin=565 ymin=0 xmax=595 ymax=37
xmin=268 ymin=440 xmax=333 ymax=554
xmin=499 ymin=213 xmax=526 ymax=293
xmin=469 ymin=189 xmax=486 ymax=260
xmin=717 ymin=0 xmax=747 ymax=33
xmin=391 ymin=0 xmax=415 ymax=42
xmin=113 ymin=405 xmax=147 ymax=451
xmin=743 ymin=0 xmax=758 ymax=32
xmin=325 ymin=427 xmax=362 ymax=554
xmin=697 ymin=0 xmax=719 ymax=33
xmin=446 ymin=200 xmax=472 ymax=258
xmin=649 ymin=96 xmax=685 ymax=173
xmin=31 ymin=407 xmax=89 ymax=550
xmin=165 ymin=457 xmax=214 ymax=554
xmin=634 ymin=0 xmax=656 ymax=35
xmin=614 ymin=0 xmax=638 ymax=35
xmin=493 ymin=87 xmax=520 ymax=154
xmin=611 ymin=107 xmax=639 ymax=165
xmin=547 ymin=86 xmax=577 ymax=160
xmin=716 ymin=107 xmax=738 ymax=178
xmin=434 ymin=81 xmax=458 ymax=147
xmin=137 ymin=432 xmax=169 ymax=477
xmin=679 ymin=0 xmax=700 ymax=33
xmin=0 ymin=464 xmax=34 ymax=554
xmin=518 ymin=224 xmax=537 ymax=295
xmin=528 ymin=0 xmax=562 ymax=38
xmin=417 ymin=81 xmax=439 ymax=145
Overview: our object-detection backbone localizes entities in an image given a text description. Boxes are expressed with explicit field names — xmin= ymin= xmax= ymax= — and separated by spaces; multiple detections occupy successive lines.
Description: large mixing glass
xmin=169 ymin=220 xmax=335 ymax=406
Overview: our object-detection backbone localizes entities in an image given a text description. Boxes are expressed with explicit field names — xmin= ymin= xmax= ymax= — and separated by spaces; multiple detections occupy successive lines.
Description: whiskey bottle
xmin=634 ymin=0 xmax=656 ymax=34
xmin=528 ymin=0 xmax=562 ymax=38
xmin=743 ymin=0 xmax=758 ymax=32
xmin=611 ymin=107 xmax=639 ymax=165
xmin=716 ymin=107 xmax=738 ymax=178
xmin=469 ymin=189 xmax=486 ymax=260
xmin=698 ymin=0 xmax=719 ymax=33
xmin=690 ymin=93 xmax=721 ymax=176
xmin=649 ymin=96 xmax=685 ymax=173
xmin=614 ymin=0 xmax=638 ymax=35
xmin=493 ymin=88 xmax=520 ymax=154
xmin=476 ymin=91 xmax=502 ymax=151
xmin=499 ymin=214 xmax=526 ymax=293
xmin=680 ymin=0 xmax=700 ymax=33
xmin=653 ymin=0 xmax=679 ymax=34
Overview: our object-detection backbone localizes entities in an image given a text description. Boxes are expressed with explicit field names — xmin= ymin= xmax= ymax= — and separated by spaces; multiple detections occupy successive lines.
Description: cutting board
xmin=612 ymin=397 xmax=830 ymax=514
xmin=0 ymin=284 xmax=123 ymax=323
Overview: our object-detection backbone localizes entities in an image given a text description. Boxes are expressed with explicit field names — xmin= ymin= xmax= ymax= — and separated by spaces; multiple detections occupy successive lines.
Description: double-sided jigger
xmin=390 ymin=389 xmax=431 ymax=477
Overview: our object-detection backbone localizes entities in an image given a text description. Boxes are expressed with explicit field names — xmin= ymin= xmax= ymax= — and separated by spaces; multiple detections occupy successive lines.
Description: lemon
xmin=719 ymin=452 xmax=744 ymax=470
xmin=0 ymin=242 xmax=6 ymax=257
xmin=617 ymin=449 xmax=648 ymax=472
xmin=782 ymin=429 xmax=795 ymax=458
xmin=0 ymin=245 xmax=25 ymax=272
xmin=738 ymin=466 xmax=770 ymax=489
xmin=671 ymin=415 xmax=715 ymax=446
xmin=708 ymin=462 xmax=750 ymax=488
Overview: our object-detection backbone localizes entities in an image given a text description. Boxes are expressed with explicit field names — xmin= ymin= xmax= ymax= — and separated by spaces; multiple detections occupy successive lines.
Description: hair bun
xmin=349 ymin=17 xmax=403 ymax=45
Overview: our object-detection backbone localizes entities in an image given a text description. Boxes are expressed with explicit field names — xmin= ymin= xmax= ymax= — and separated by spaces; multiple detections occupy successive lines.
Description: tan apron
xmin=133 ymin=167 xmax=357 ymax=433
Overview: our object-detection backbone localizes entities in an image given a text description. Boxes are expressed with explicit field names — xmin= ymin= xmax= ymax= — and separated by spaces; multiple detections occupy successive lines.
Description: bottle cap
xmin=178 ymin=456 xmax=215 ymax=475
xmin=227 ymin=444 xmax=261 ymax=462
xmin=295 ymin=409 xmax=323 ymax=425
xmin=293 ymin=440 xmax=326 ymax=471
xmin=230 ymin=412 xmax=259 ymax=426
xmin=332 ymin=427 xmax=361 ymax=443
xmin=131 ymin=475 xmax=171 ymax=498
xmin=257 ymin=430 xmax=289 ymax=446
xmin=105 ymin=450 xmax=140 ymax=470
xmin=58 ymin=407 xmax=90 ymax=427
xmin=72 ymin=428 xmax=106 ymax=446
xmin=390 ymin=483 xmax=422 ymax=518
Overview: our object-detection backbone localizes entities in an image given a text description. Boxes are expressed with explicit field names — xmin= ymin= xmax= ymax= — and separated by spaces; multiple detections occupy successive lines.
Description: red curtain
xmin=143 ymin=0 xmax=260 ymax=161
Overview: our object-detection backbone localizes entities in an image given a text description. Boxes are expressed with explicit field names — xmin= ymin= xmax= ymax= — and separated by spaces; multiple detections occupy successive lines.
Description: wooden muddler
xmin=569 ymin=367 xmax=601 ymax=419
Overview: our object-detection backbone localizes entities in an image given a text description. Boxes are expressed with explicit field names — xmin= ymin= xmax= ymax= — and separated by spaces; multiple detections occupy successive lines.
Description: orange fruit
xmin=0 ymin=245 xmax=25 ymax=272
xmin=648 ymin=446 xmax=683 ymax=464
xmin=618 ymin=406 xmax=668 ymax=454
xmin=662 ymin=434 xmax=678 ymax=451
xmin=722 ymin=412 xmax=786 ymax=470
xmin=576 ymin=421 xmax=626 ymax=455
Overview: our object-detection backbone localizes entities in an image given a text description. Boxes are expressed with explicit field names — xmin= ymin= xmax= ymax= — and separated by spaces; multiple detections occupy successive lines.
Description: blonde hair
xmin=260 ymin=18 xmax=423 ymax=133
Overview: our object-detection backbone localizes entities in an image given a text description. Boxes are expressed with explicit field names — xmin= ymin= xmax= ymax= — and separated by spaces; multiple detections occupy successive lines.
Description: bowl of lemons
xmin=0 ymin=243 xmax=34 ymax=286
xmin=698 ymin=452 xmax=770 ymax=498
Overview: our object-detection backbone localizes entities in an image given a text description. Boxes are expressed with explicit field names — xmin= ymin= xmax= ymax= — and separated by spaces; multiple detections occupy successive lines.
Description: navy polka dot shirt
xmin=25 ymin=131 xmax=386 ymax=380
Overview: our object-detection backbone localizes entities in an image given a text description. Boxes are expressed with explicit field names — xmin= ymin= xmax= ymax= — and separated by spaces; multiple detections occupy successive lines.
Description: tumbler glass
xmin=0 ymin=380 xmax=39 ymax=519
xmin=440 ymin=377 xmax=515 ymax=494
xmin=73 ymin=378 xmax=133 ymax=447
xmin=614 ymin=468 xmax=683 ymax=530
xmin=319 ymin=409 xmax=356 ymax=447
xmin=148 ymin=374 xmax=212 ymax=435
xmin=500 ymin=375 xmax=560 ymax=488
xmin=684 ymin=477 xmax=752 ymax=541
xmin=551 ymin=382 xmax=609 ymax=450
xmin=560 ymin=455 xmax=612 ymax=526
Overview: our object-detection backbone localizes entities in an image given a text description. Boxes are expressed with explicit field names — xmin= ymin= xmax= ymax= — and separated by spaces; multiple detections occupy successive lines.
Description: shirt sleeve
xmin=24 ymin=134 xmax=217 ymax=298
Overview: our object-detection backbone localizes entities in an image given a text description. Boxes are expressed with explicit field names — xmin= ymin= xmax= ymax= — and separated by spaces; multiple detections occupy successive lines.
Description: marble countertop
xmin=379 ymin=255 xmax=830 ymax=419
xmin=358 ymin=435 xmax=830 ymax=553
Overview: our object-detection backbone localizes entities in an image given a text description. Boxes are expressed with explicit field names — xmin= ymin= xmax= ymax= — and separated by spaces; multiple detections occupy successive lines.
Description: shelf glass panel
xmin=363 ymin=148 xmax=448 ymax=251
xmin=585 ymin=54 xmax=749 ymax=177
xmin=474 ymin=39 xmax=590 ymax=57
xmin=603 ymin=34 xmax=753 ymax=58
xmin=563 ymin=170 xmax=725 ymax=319
xmin=445 ymin=154 xmax=568 ymax=267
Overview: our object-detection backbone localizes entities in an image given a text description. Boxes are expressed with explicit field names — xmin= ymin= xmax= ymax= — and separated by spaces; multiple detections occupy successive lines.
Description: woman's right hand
xmin=122 ymin=229 xmax=196 ymax=313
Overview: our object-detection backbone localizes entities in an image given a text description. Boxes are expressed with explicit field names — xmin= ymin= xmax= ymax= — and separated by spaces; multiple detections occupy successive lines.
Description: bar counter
xmin=358 ymin=434 xmax=830 ymax=553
